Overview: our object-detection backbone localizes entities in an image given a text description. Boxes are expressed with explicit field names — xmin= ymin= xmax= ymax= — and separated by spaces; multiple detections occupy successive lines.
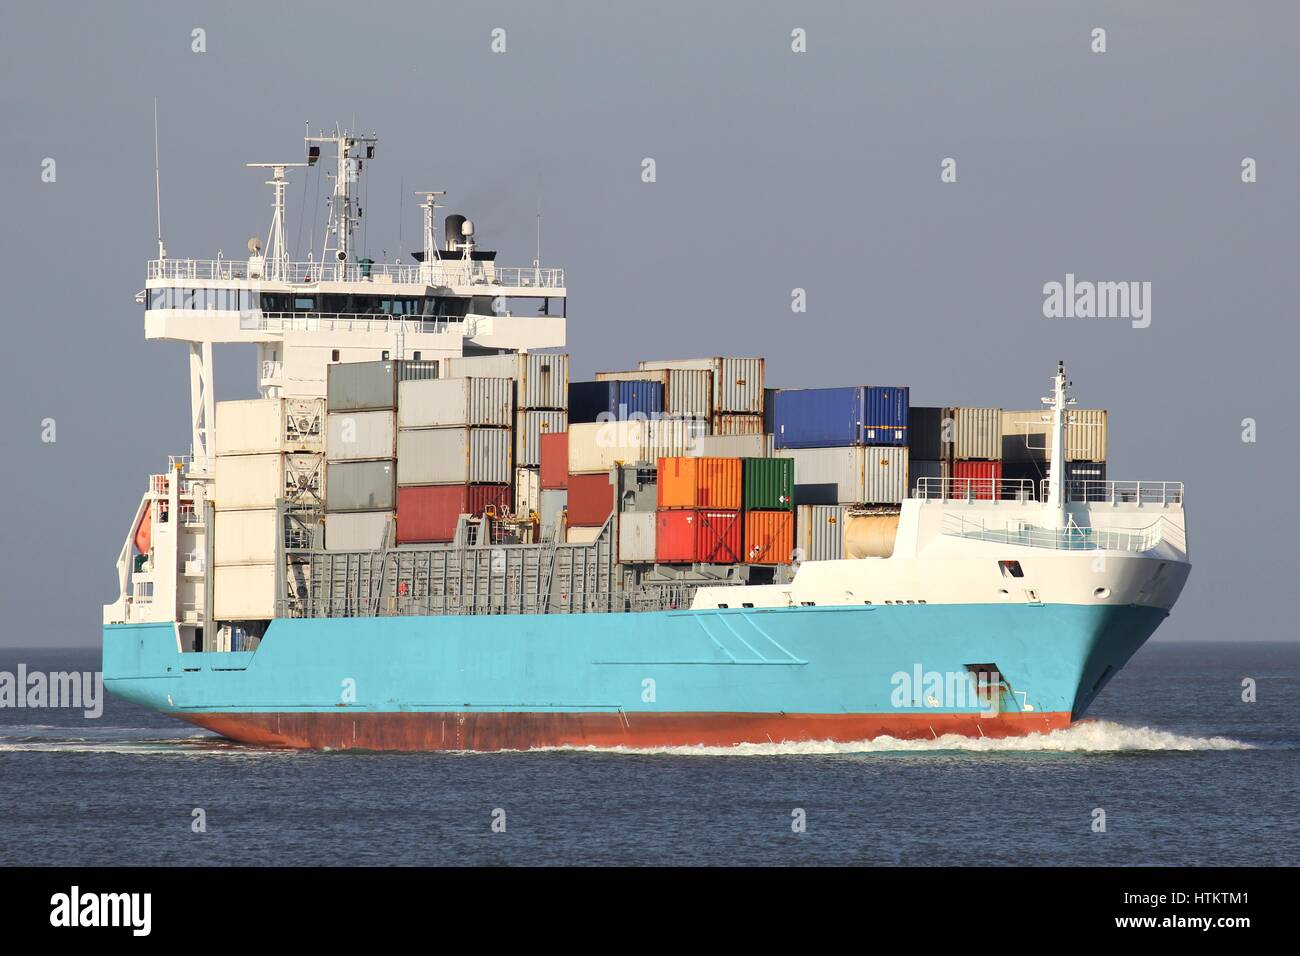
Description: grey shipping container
xmin=638 ymin=357 xmax=765 ymax=415
xmin=325 ymin=460 xmax=395 ymax=512
xmin=776 ymin=446 xmax=909 ymax=505
xmin=396 ymin=427 xmax=512 ymax=485
xmin=796 ymin=504 xmax=845 ymax=561
xmin=398 ymin=377 xmax=513 ymax=429
xmin=615 ymin=464 xmax=659 ymax=514
xmin=325 ymin=511 xmax=394 ymax=551
xmin=515 ymin=409 xmax=568 ymax=467
xmin=326 ymin=410 xmax=397 ymax=462
xmin=443 ymin=352 xmax=568 ymax=410
xmin=617 ymin=511 xmax=657 ymax=563
xmin=692 ymin=433 xmax=768 ymax=458
xmin=327 ymin=360 xmax=398 ymax=412
xmin=540 ymin=488 xmax=567 ymax=532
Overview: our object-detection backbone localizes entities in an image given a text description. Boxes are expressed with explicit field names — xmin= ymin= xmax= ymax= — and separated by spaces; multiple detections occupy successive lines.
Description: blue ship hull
xmin=102 ymin=601 xmax=1167 ymax=750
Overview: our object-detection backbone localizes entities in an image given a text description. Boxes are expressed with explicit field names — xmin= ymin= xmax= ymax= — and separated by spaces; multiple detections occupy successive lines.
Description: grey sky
xmin=1 ymin=1 xmax=1297 ymax=645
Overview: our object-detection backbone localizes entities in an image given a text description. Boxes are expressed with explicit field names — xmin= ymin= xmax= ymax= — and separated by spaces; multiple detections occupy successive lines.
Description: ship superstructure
xmin=103 ymin=131 xmax=1190 ymax=751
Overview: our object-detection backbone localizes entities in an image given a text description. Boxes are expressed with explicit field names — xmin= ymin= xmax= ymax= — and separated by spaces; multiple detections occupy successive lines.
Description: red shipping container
xmin=396 ymin=484 xmax=512 ymax=543
xmin=655 ymin=509 xmax=743 ymax=564
xmin=951 ymin=460 xmax=1002 ymax=501
xmin=540 ymin=431 xmax=569 ymax=490
xmin=567 ymin=472 xmax=614 ymax=526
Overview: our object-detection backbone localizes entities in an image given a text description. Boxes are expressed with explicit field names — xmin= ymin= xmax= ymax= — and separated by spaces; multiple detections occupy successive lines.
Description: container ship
xmin=102 ymin=130 xmax=1191 ymax=750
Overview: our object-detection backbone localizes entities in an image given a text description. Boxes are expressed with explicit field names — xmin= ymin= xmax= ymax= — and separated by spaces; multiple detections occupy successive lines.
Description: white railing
xmin=941 ymin=513 xmax=1172 ymax=552
xmin=1045 ymin=480 xmax=1184 ymax=505
xmin=147 ymin=258 xmax=565 ymax=289
xmin=244 ymin=311 xmax=473 ymax=335
xmin=913 ymin=477 xmax=1038 ymax=501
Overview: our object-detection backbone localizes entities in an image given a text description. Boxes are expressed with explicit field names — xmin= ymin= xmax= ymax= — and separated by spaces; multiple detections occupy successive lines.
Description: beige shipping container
xmin=950 ymin=407 xmax=1002 ymax=461
xmin=442 ymin=352 xmax=568 ymax=410
xmin=617 ymin=511 xmax=656 ymax=562
xmin=692 ymin=433 xmax=768 ymax=458
xmin=515 ymin=409 xmax=568 ymax=467
xmin=214 ymin=452 xmax=323 ymax=511
xmin=712 ymin=413 xmax=764 ymax=436
xmin=1001 ymin=409 xmax=1108 ymax=462
xmin=213 ymin=563 xmax=277 ymax=620
xmin=327 ymin=410 xmax=397 ymax=462
xmin=638 ymin=357 xmax=764 ymax=415
xmin=568 ymin=419 xmax=707 ymax=473
xmin=396 ymin=427 xmax=511 ymax=485
xmin=515 ymin=467 xmax=541 ymax=517
xmin=567 ymin=525 xmax=604 ymax=544
xmin=214 ymin=508 xmax=280 ymax=566
xmin=214 ymin=398 xmax=325 ymax=456
xmin=397 ymin=377 xmax=513 ymax=429
xmin=325 ymin=511 xmax=393 ymax=551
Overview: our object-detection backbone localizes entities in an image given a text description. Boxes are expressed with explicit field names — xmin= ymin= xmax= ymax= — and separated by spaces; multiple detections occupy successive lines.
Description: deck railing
xmin=941 ymin=513 xmax=1173 ymax=552
xmin=147 ymin=258 xmax=565 ymax=289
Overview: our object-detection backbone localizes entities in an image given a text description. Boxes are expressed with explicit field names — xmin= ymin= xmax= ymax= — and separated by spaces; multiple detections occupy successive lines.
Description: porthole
xmin=1093 ymin=587 xmax=1111 ymax=600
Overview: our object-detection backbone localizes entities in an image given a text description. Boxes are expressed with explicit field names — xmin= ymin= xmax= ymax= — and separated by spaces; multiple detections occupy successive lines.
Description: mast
xmin=415 ymin=190 xmax=446 ymax=284
xmin=1043 ymin=360 xmax=1074 ymax=527
xmin=246 ymin=162 xmax=306 ymax=282
xmin=305 ymin=128 xmax=378 ymax=277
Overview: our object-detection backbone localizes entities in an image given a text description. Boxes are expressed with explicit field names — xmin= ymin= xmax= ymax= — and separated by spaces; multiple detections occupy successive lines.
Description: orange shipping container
xmin=657 ymin=456 xmax=742 ymax=510
xmin=745 ymin=510 xmax=794 ymax=565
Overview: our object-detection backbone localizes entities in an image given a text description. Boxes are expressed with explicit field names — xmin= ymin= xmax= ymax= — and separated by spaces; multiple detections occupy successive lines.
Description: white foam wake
xmin=525 ymin=720 xmax=1254 ymax=757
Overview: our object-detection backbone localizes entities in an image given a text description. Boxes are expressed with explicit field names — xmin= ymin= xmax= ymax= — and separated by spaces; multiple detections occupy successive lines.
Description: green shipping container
xmin=743 ymin=457 xmax=794 ymax=510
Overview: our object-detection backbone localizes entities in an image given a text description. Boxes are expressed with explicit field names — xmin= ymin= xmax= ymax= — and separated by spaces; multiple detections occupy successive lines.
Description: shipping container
xmin=657 ymin=456 xmax=743 ymax=510
xmin=568 ymin=379 xmax=664 ymax=423
xmin=327 ymin=410 xmax=396 ymax=461
xmin=539 ymin=431 xmax=568 ymax=489
xmin=396 ymin=427 xmax=511 ymax=485
xmin=325 ymin=459 xmax=395 ymax=512
xmin=596 ymin=368 xmax=712 ymax=418
xmin=325 ymin=510 xmax=393 ymax=551
xmin=907 ymin=406 xmax=947 ymax=461
xmin=395 ymin=484 xmax=512 ymax=543
xmin=951 ymin=459 xmax=1003 ymax=500
xmin=795 ymin=504 xmax=845 ymax=561
xmin=514 ymin=467 xmax=540 ymax=518
xmin=638 ymin=357 xmax=764 ymax=414
xmin=745 ymin=510 xmax=794 ymax=565
xmin=213 ymin=563 xmax=277 ymax=620
xmin=617 ymin=511 xmax=656 ymax=563
xmin=540 ymin=489 xmax=567 ymax=531
xmin=214 ymin=452 xmax=324 ymax=511
xmin=215 ymin=398 xmax=325 ymax=456
xmin=397 ymin=377 xmax=513 ymax=429
xmin=1002 ymin=460 xmax=1107 ymax=496
xmin=567 ymin=472 xmax=615 ymax=526
xmin=566 ymin=526 xmax=604 ymax=544
xmin=692 ymin=433 xmax=767 ymax=458
xmin=616 ymin=464 xmax=659 ymax=514
xmin=712 ymin=413 xmax=764 ymax=436
xmin=443 ymin=352 xmax=568 ymax=409
xmin=1001 ymin=408 xmax=1108 ymax=462
xmin=567 ymin=419 xmax=706 ymax=474
xmin=775 ymin=446 xmax=909 ymax=505
xmin=655 ymin=509 xmax=743 ymax=564
xmin=327 ymin=360 xmax=397 ymax=412
xmin=773 ymin=386 xmax=909 ymax=449
xmin=214 ymin=508 xmax=280 ymax=566
xmin=907 ymin=458 xmax=948 ymax=495
xmin=743 ymin=457 xmax=794 ymax=510
xmin=950 ymin=407 xmax=1003 ymax=461
xmin=397 ymin=360 xmax=440 ymax=383
xmin=515 ymin=410 xmax=568 ymax=468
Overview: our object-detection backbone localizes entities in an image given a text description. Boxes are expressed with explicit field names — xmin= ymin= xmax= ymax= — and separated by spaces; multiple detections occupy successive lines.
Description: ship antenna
xmin=1042 ymin=360 xmax=1077 ymax=528
xmin=153 ymin=98 xmax=165 ymax=260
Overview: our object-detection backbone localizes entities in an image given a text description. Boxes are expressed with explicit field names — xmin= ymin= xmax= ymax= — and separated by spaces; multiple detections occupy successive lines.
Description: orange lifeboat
xmin=134 ymin=506 xmax=152 ymax=554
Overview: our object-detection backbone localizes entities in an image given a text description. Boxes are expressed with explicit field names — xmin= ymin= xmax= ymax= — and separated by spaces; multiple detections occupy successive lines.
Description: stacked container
xmin=595 ymin=368 xmax=712 ymax=421
xmin=637 ymin=357 xmax=764 ymax=434
xmin=947 ymin=407 xmax=1002 ymax=501
xmin=568 ymin=379 xmax=664 ymax=423
xmin=1000 ymin=408 xmax=1108 ymax=497
xmin=325 ymin=361 xmax=399 ymax=551
xmin=538 ymin=431 xmax=569 ymax=535
xmin=394 ymin=376 xmax=514 ymax=544
xmin=567 ymin=419 xmax=706 ymax=474
xmin=212 ymin=397 xmax=325 ymax=618
xmin=654 ymin=457 xmax=743 ymax=564
xmin=742 ymin=457 xmax=794 ymax=564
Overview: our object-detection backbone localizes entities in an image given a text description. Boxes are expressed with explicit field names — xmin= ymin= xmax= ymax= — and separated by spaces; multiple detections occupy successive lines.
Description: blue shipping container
xmin=568 ymin=380 xmax=664 ymax=423
xmin=773 ymin=386 xmax=910 ymax=448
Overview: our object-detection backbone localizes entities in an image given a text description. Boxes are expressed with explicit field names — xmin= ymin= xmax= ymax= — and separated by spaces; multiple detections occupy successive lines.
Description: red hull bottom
xmin=181 ymin=710 xmax=1074 ymax=752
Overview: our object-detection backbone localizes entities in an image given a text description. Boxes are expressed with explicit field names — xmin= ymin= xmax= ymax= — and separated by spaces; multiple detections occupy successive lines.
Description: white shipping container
xmin=442 ymin=352 xmax=568 ymax=409
xmin=514 ymin=467 xmax=541 ymax=518
xmin=515 ymin=409 xmax=568 ymax=467
xmin=214 ymin=508 xmax=279 ymax=566
xmin=1001 ymin=409 xmax=1108 ymax=462
xmin=796 ymin=504 xmax=845 ymax=561
xmin=397 ymin=377 xmax=513 ymax=428
xmin=396 ymin=427 xmax=511 ymax=485
xmin=638 ymin=357 xmax=764 ymax=414
xmin=617 ymin=511 xmax=656 ymax=562
xmin=214 ymin=452 xmax=324 ymax=511
xmin=777 ymin=446 xmax=909 ymax=505
xmin=568 ymin=419 xmax=707 ymax=473
xmin=692 ymin=433 xmax=769 ymax=458
xmin=327 ymin=410 xmax=397 ymax=461
xmin=567 ymin=525 xmax=603 ymax=545
xmin=215 ymin=398 xmax=325 ymax=456
xmin=325 ymin=511 xmax=393 ymax=551
xmin=951 ymin=407 xmax=1003 ymax=461
xmin=213 ymin=563 xmax=277 ymax=620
